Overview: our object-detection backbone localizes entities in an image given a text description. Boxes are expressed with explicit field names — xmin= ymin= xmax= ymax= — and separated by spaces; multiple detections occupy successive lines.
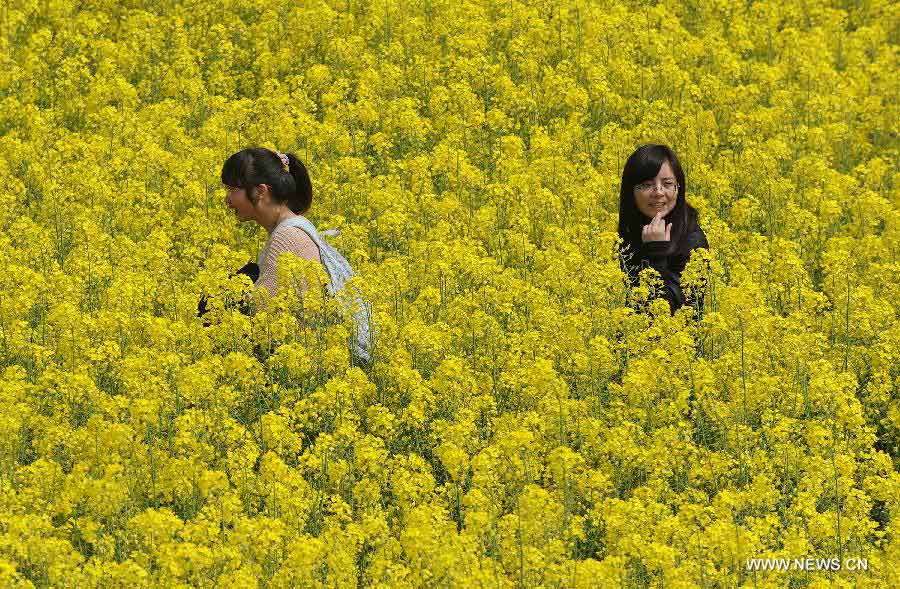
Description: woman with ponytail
xmin=198 ymin=147 xmax=374 ymax=363
xmin=218 ymin=147 xmax=320 ymax=307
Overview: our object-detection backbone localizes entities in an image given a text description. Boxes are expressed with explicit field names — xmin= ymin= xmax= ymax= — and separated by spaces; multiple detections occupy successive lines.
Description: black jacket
xmin=621 ymin=227 xmax=709 ymax=317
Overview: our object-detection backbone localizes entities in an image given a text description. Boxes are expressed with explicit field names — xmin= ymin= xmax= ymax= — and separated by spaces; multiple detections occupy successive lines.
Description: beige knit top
xmin=251 ymin=225 xmax=322 ymax=313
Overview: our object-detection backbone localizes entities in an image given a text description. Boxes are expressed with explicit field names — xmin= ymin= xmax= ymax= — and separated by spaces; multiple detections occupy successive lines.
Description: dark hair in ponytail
xmin=221 ymin=147 xmax=312 ymax=214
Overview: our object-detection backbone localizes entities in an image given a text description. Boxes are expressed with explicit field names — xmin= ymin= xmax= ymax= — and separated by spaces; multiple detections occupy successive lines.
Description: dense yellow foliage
xmin=0 ymin=0 xmax=898 ymax=586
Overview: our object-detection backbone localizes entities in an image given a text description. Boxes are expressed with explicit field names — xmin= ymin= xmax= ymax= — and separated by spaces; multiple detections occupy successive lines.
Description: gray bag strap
xmin=257 ymin=215 xmax=374 ymax=362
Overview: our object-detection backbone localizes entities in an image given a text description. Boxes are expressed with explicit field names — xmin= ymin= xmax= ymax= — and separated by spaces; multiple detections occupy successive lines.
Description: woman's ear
xmin=250 ymin=184 xmax=268 ymax=206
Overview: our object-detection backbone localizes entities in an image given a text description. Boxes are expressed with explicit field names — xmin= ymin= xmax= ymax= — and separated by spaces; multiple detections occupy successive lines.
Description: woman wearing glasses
xmin=618 ymin=144 xmax=709 ymax=317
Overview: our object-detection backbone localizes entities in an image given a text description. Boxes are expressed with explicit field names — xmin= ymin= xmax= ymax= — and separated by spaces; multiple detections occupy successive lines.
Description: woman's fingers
xmin=642 ymin=214 xmax=672 ymax=242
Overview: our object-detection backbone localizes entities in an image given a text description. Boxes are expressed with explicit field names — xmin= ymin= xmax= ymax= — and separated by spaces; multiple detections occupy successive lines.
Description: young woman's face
xmin=224 ymin=185 xmax=258 ymax=221
xmin=633 ymin=159 xmax=678 ymax=219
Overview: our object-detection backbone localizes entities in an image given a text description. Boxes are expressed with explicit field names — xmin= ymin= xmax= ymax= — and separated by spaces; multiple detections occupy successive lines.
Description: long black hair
xmin=221 ymin=148 xmax=313 ymax=214
xmin=617 ymin=144 xmax=701 ymax=263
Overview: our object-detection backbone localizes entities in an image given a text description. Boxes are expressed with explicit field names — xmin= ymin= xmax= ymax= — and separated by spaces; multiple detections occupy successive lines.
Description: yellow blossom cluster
xmin=0 ymin=0 xmax=897 ymax=586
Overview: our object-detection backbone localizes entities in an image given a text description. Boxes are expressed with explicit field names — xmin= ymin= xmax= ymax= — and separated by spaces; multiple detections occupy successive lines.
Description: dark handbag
xmin=197 ymin=262 xmax=260 ymax=325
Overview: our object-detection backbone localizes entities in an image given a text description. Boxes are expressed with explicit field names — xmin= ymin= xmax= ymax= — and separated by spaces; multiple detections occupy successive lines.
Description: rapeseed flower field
xmin=0 ymin=0 xmax=897 ymax=586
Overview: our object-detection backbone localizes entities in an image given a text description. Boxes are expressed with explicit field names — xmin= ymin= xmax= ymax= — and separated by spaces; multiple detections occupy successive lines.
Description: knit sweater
xmin=251 ymin=225 xmax=322 ymax=313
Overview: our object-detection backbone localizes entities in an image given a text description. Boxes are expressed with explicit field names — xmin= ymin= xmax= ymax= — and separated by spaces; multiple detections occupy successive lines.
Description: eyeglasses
xmin=635 ymin=180 xmax=678 ymax=194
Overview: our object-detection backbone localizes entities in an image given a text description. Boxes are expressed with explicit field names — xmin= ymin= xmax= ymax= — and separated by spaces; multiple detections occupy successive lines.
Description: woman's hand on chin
xmin=642 ymin=211 xmax=672 ymax=242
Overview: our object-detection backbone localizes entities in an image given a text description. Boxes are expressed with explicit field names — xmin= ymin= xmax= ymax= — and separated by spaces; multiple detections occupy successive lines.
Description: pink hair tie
xmin=274 ymin=151 xmax=289 ymax=171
